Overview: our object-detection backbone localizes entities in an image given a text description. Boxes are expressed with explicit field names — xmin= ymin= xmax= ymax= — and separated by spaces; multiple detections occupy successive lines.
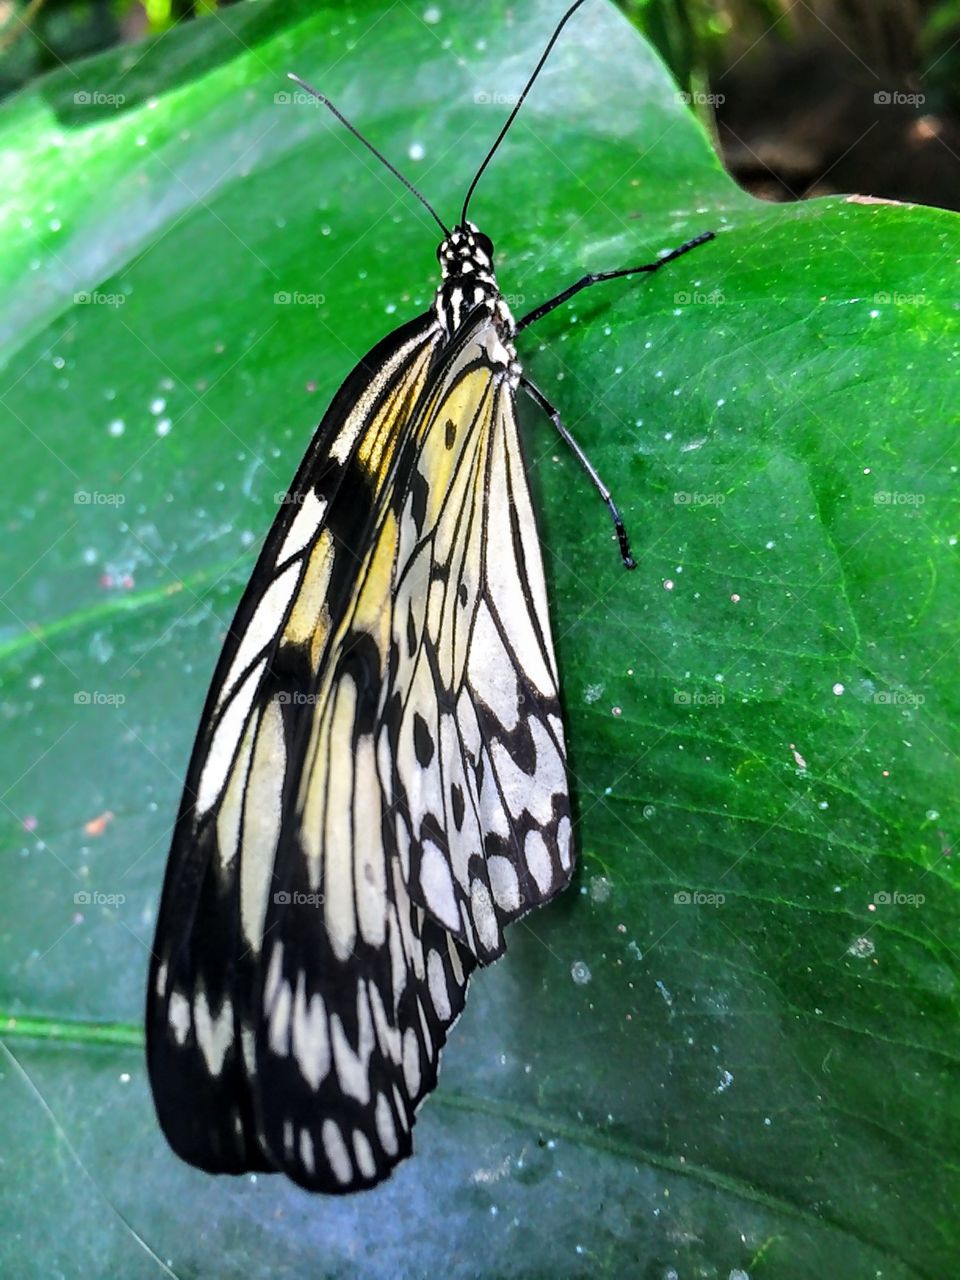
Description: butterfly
xmin=146 ymin=0 xmax=713 ymax=1194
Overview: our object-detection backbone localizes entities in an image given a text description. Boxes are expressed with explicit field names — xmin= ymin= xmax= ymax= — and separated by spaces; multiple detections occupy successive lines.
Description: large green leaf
xmin=2 ymin=1 xmax=957 ymax=1276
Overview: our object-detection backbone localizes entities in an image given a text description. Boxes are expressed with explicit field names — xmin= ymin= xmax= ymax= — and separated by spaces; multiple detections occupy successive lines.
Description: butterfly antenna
xmin=287 ymin=73 xmax=450 ymax=236
xmin=461 ymin=0 xmax=587 ymax=226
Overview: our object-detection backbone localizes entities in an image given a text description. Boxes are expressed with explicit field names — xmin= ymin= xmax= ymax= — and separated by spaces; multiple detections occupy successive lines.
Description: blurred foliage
xmin=0 ymin=0 xmax=235 ymax=97
xmin=921 ymin=0 xmax=960 ymax=114
xmin=622 ymin=0 xmax=960 ymax=96
xmin=2 ymin=0 xmax=959 ymax=120
xmin=621 ymin=0 xmax=960 ymax=205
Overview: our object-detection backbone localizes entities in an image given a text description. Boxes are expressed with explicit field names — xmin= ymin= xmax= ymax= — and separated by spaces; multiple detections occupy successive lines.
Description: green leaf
xmin=2 ymin=1 xmax=957 ymax=1275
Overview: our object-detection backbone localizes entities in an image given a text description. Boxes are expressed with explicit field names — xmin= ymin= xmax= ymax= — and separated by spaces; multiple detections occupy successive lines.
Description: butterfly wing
xmin=146 ymin=313 xmax=442 ymax=1178
xmin=387 ymin=319 xmax=574 ymax=961
xmin=147 ymin=306 xmax=572 ymax=1193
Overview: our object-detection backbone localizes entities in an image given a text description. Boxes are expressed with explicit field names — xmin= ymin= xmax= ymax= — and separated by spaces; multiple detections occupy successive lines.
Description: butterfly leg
xmin=515 ymin=230 xmax=714 ymax=334
xmin=520 ymin=375 xmax=636 ymax=570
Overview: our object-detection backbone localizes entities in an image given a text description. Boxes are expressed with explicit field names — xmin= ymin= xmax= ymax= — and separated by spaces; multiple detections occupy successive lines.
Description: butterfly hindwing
xmin=390 ymin=324 xmax=574 ymax=962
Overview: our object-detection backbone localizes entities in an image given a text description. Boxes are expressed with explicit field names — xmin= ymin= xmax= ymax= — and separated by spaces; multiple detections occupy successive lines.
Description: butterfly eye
xmin=474 ymin=232 xmax=494 ymax=260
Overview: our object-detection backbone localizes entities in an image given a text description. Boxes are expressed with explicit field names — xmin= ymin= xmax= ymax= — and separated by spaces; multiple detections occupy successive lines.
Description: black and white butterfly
xmin=146 ymin=0 xmax=712 ymax=1193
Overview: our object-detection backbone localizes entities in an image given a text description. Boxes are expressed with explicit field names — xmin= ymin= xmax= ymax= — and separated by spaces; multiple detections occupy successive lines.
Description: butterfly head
xmin=436 ymin=221 xmax=496 ymax=281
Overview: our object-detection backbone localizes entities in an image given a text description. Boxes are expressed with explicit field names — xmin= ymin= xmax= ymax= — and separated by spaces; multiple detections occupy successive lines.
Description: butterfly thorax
xmin=435 ymin=222 xmax=517 ymax=376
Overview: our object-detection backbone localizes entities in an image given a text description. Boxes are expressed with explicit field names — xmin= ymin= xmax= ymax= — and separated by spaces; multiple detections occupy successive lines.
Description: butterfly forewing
xmin=147 ymin=301 xmax=572 ymax=1191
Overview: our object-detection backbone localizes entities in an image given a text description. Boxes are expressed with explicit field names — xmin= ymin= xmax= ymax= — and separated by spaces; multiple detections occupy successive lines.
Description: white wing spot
xmin=321 ymin=1118 xmax=352 ymax=1186
xmin=267 ymin=977 xmax=293 ymax=1057
xmin=276 ymin=488 xmax=327 ymax=564
xmin=420 ymin=839 xmax=459 ymax=930
xmin=375 ymin=1092 xmax=399 ymax=1157
xmin=264 ymin=942 xmax=284 ymax=1008
xmin=402 ymin=1026 xmax=422 ymax=1096
xmin=292 ymin=975 xmax=331 ymax=1090
xmin=197 ymin=657 xmax=266 ymax=815
xmin=239 ymin=696 xmax=285 ymax=951
xmin=524 ymin=828 xmax=554 ymax=894
xmin=476 ymin=745 xmax=510 ymax=839
xmin=193 ymin=989 xmax=233 ymax=1075
xmin=467 ymin=602 xmax=520 ymax=731
xmin=330 ymin=986 xmax=375 ymax=1104
xmin=470 ymin=877 xmax=499 ymax=952
xmin=299 ymin=1127 xmax=316 ymax=1176
xmin=557 ymin=814 xmax=573 ymax=870
xmin=354 ymin=734 xmax=387 ymax=947
xmin=168 ymin=990 xmax=191 ymax=1045
xmin=241 ymin=1026 xmax=256 ymax=1075
xmin=353 ymin=1129 xmax=377 ymax=1180
xmin=427 ymin=948 xmax=451 ymax=1022
xmin=487 ymin=855 xmax=520 ymax=913
xmin=395 ymin=813 xmax=412 ymax=883
xmin=426 ymin=575 xmax=445 ymax=642
xmin=323 ymin=677 xmax=359 ymax=960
